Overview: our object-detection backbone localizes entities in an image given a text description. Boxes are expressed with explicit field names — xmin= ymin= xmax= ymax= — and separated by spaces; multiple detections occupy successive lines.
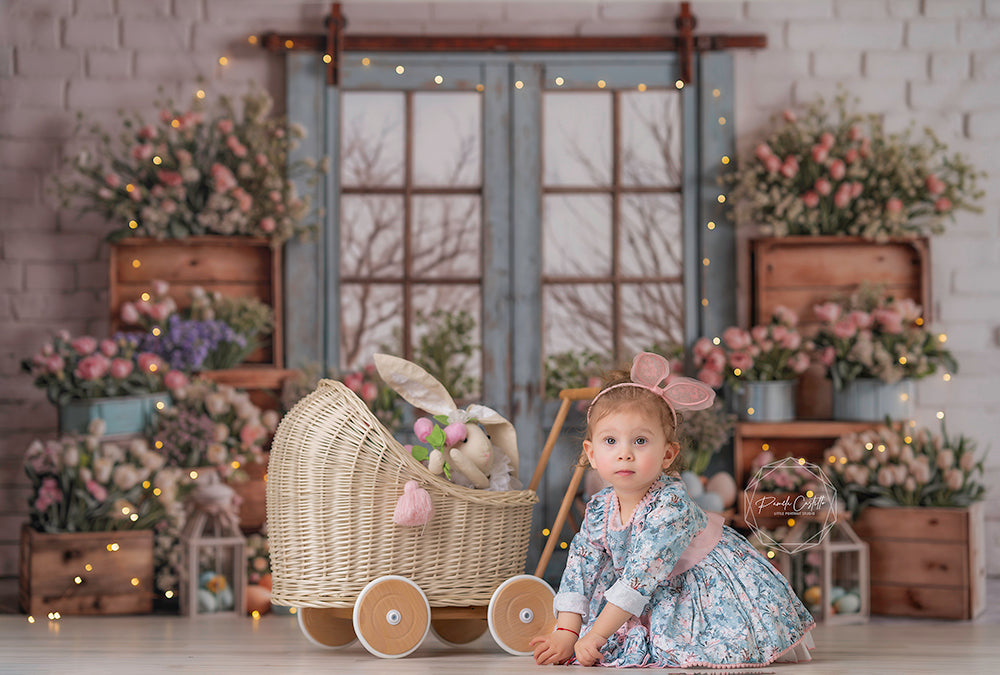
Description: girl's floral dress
xmin=554 ymin=474 xmax=815 ymax=668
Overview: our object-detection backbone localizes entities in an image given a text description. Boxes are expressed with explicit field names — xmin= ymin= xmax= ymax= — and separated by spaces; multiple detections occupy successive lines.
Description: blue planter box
xmin=58 ymin=392 xmax=172 ymax=436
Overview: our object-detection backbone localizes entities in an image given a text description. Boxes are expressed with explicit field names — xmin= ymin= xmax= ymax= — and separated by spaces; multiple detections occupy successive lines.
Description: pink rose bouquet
xmin=692 ymin=306 xmax=812 ymax=390
xmin=811 ymin=285 xmax=958 ymax=390
xmin=21 ymin=330 xmax=179 ymax=406
xmin=727 ymin=92 xmax=983 ymax=239
xmin=24 ymin=419 xmax=166 ymax=533
xmin=823 ymin=421 xmax=984 ymax=517
xmin=50 ymin=87 xmax=322 ymax=244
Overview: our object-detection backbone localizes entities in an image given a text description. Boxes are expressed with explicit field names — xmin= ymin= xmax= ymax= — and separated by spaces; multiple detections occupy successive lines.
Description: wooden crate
xmin=108 ymin=237 xmax=284 ymax=368
xmin=733 ymin=421 xmax=876 ymax=522
xmin=19 ymin=525 xmax=154 ymax=616
xmin=853 ymin=503 xmax=985 ymax=620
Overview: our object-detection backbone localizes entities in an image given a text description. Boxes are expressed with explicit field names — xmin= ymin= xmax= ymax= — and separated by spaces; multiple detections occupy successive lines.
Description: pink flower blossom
xmin=782 ymin=109 xmax=797 ymax=123
xmin=131 ymin=143 xmax=154 ymax=161
xmin=814 ymin=302 xmax=841 ymax=323
xmin=71 ymin=336 xmax=98 ymax=355
xmin=210 ymin=162 xmax=238 ymax=192
xmin=833 ymin=185 xmax=852 ymax=209
xmin=35 ymin=476 xmax=63 ymax=512
xmin=802 ymin=190 xmax=819 ymax=208
xmin=935 ymin=197 xmax=952 ymax=212
xmin=886 ymin=197 xmax=903 ymax=215
xmin=99 ymin=339 xmax=118 ymax=357
xmin=259 ymin=217 xmax=276 ymax=233
xmin=98 ymin=187 xmax=114 ymax=199
xmin=872 ymin=308 xmax=904 ymax=334
xmin=779 ymin=331 xmax=802 ymax=350
xmin=850 ymin=182 xmax=863 ymax=198
xmin=175 ymin=148 xmax=192 ymax=165
xmin=814 ymin=178 xmax=832 ymax=196
xmin=787 ymin=352 xmax=810 ymax=374
xmin=159 ymin=109 xmax=173 ymax=123
xmin=138 ymin=124 xmax=156 ymax=140
xmin=848 ymin=125 xmax=863 ymax=142
xmin=811 ymin=145 xmax=828 ymax=164
xmin=75 ymin=354 xmax=111 ymax=380
xmin=413 ymin=417 xmax=434 ymax=442
xmin=104 ymin=173 xmax=121 ymax=188
xmin=891 ymin=298 xmax=922 ymax=322
xmin=819 ymin=131 xmax=835 ymax=149
xmin=829 ymin=159 xmax=846 ymax=181
xmin=693 ymin=337 xmax=714 ymax=361
xmin=157 ymin=170 xmax=183 ymax=188
xmin=342 ymin=372 xmax=364 ymax=393
xmin=764 ymin=155 xmax=781 ymax=173
xmin=226 ymin=134 xmax=248 ymax=158
xmin=44 ymin=355 xmax=65 ymax=375
xmin=925 ymin=174 xmax=945 ymax=195
xmin=255 ymin=153 xmax=269 ymax=167
xmin=780 ymin=156 xmax=799 ymax=179
xmin=232 ymin=187 xmax=253 ymax=213
xmin=217 ymin=119 xmax=234 ymax=134
xmin=754 ymin=143 xmax=774 ymax=161
xmin=360 ymin=381 xmax=378 ymax=403
xmin=109 ymin=358 xmax=133 ymax=379
xmin=696 ymin=366 xmax=723 ymax=389
xmin=240 ymin=422 xmax=268 ymax=447
xmin=86 ymin=479 xmax=108 ymax=502
xmin=774 ymin=305 xmax=798 ymax=326
xmin=750 ymin=325 xmax=769 ymax=343
xmin=120 ymin=302 xmax=140 ymax=324
xmin=705 ymin=349 xmax=726 ymax=372
xmin=722 ymin=327 xmax=752 ymax=351
xmin=137 ymin=352 xmax=163 ymax=374
xmin=849 ymin=310 xmax=873 ymax=330
xmin=164 ymin=370 xmax=188 ymax=391
xmin=844 ymin=148 xmax=858 ymax=164
xmin=819 ymin=346 xmax=836 ymax=367
xmin=148 ymin=301 xmax=173 ymax=322
xmin=729 ymin=351 xmax=754 ymax=372
xmin=860 ymin=137 xmax=872 ymax=158
xmin=832 ymin=318 xmax=857 ymax=340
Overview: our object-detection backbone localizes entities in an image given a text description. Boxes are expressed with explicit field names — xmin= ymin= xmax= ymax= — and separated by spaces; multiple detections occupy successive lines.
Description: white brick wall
xmin=1 ymin=1 xmax=999 ymax=579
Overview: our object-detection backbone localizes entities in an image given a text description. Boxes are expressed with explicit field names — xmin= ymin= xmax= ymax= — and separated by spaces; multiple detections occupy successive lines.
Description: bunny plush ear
xmin=373 ymin=353 xmax=457 ymax=416
xmin=662 ymin=377 xmax=716 ymax=412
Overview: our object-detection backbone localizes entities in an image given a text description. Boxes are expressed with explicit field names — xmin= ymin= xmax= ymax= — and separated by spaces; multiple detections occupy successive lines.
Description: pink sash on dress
xmin=667 ymin=511 xmax=724 ymax=578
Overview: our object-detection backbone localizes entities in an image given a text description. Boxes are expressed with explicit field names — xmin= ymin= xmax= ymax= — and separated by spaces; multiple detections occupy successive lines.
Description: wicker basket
xmin=266 ymin=379 xmax=539 ymax=609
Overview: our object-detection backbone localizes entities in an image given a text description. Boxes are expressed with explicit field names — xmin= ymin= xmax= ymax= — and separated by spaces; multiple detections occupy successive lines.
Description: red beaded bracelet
xmin=556 ymin=627 xmax=579 ymax=637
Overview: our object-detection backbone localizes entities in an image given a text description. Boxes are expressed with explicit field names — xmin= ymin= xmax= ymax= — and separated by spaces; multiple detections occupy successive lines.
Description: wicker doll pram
xmin=266 ymin=378 xmax=556 ymax=658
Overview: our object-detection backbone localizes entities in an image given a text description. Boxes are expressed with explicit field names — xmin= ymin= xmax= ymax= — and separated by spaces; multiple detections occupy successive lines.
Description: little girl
xmin=530 ymin=352 xmax=815 ymax=668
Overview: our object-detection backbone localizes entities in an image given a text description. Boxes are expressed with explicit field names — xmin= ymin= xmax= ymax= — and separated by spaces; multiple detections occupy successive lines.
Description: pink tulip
xmin=75 ymin=354 xmax=111 ymax=380
xmin=819 ymin=132 xmax=835 ymax=149
xmin=886 ymin=197 xmax=903 ymax=215
xmin=814 ymin=302 xmax=841 ymax=323
xmin=850 ymin=182 xmax=863 ymax=198
xmin=829 ymin=159 xmax=846 ymax=181
xmin=802 ymin=191 xmax=820 ymax=208
xmin=232 ymin=187 xmax=253 ymax=213
xmin=935 ymin=197 xmax=952 ymax=212
xmin=811 ymin=145 xmax=828 ymax=164
xmin=109 ymin=358 xmax=133 ymax=379
xmin=848 ymin=125 xmax=863 ymax=142
xmin=255 ymin=153 xmax=269 ymax=167
xmin=175 ymin=148 xmax=192 ymax=165
xmin=157 ymin=170 xmax=183 ymax=187
xmin=722 ymin=326 xmax=752 ymax=351
xmin=754 ymin=143 xmax=774 ymax=161
xmin=414 ymin=418 xmax=434 ymax=442
xmin=226 ymin=134 xmax=248 ymax=158
xmin=780 ymin=157 xmax=799 ymax=179
xmin=444 ymin=423 xmax=467 ymax=447
xmin=210 ymin=162 xmax=238 ymax=192
xmin=819 ymin=346 xmax=836 ymax=367
xmin=161 ymin=199 xmax=177 ymax=214
xmin=844 ymin=148 xmax=858 ymax=164
xmin=71 ymin=336 xmax=98 ymax=355
xmin=833 ymin=185 xmax=852 ymax=209
xmin=120 ymin=302 xmax=140 ymax=324
xmin=99 ymin=339 xmax=118 ymax=357
xmin=814 ymin=178 xmax=832 ymax=196
xmin=86 ymin=479 xmax=108 ymax=502
xmin=360 ymin=381 xmax=378 ymax=403
xmin=925 ymin=174 xmax=945 ymax=195
xmin=832 ymin=318 xmax=857 ymax=339
xmin=849 ymin=310 xmax=873 ymax=330
xmin=765 ymin=155 xmax=782 ymax=173
xmin=259 ymin=217 xmax=276 ymax=233
xmin=240 ymin=423 xmax=267 ymax=447
xmin=164 ymin=370 xmax=188 ymax=390
xmin=696 ymin=366 xmax=723 ymax=389
xmin=342 ymin=372 xmax=363 ymax=392
xmin=872 ymin=308 xmax=904 ymax=334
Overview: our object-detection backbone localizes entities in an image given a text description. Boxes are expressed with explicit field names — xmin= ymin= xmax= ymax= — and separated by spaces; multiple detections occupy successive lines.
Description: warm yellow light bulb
xmin=130 ymin=513 xmax=138 ymax=521
xmin=712 ymin=337 xmax=721 ymax=345
xmin=395 ymin=65 xmax=405 ymax=74
xmin=938 ymin=334 xmax=947 ymax=343
xmin=915 ymin=317 xmax=924 ymax=326
xmin=140 ymin=292 xmax=150 ymax=301
xmin=142 ymin=481 xmax=150 ymax=489
xmin=898 ymin=356 xmax=907 ymax=365
xmin=904 ymin=436 xmax=912 ymax=444
xmin=151 ymin=327 xmax=161 ymax=336
xmin=746 ymin=407 xmax=755 ymax=416
xmin=943 ymin=373 xmax=951 ymax=381
xmin=717 ymin=194 xmax=726 ymax=203
xmin=787 ymin=518 xmax=795 ymax=527
xmin=542 ymin=528 xmax=550 ymax=536
xmin=128 ymin=219 xmax=138 ymax=229
xmin=27 ymin=616 xmax=35 ymax=624
xmin=475 ymin=84 xmax=484 ymax=92
xmin=712 ymin=88 xmax=721 ymax=97
xmin=130 ymin=578 xmax=140 ymax=587
xmin=189 ymin=471 xmax=199 ymax=479
xmin=514 ymin=80 xmax=524 ymax=89
xmin=702 ymin=257 xmax=710 ymax=266
xmin=155 ymin=440 xmax=163 ymax=449
xmin=196 ymin=89 xmax=206 ymax=99
xmin=707 ymin=221 xmax=716 ymax=230
xmin=554 ymin=76 xmax=564 ymax=86
xmin=733 ymin=368 xmax=742 ymax=377
xmin=701 ymin=298 xmax=709 ymax=307
xmin=806 ymin=490 xmax=814 ymax=498
xmin=877 ymin=444 xmax=886 ymax=453
xmin=798 ymin=457 xmax=806 ymax=465
xmin=839 ymin=457 xmax=847 ymax=464
xmin=153 ymin=488 xmax=162 ymax=496
xmin=218 ymin=56 xmax=229 ymax=66
xmin=865 ymin=442 xmax=874 ymax=450
xmin=148 ymin=363 xmax=158 ymax=372
xmin=85 ymin=564 xmax=92 ymax=571
xmin=597 ymin=79 xmax=606 ymax=88
xmin=637 ymin=83 xmax=646 ymax=92
xmin=165 ymin=590 xmax=174 ymax=599
xmin=152 ymin=155 xmax=162 ymax=165
xmin=675 ymin=79 xmax=684 ymax=89
xmin=125 ymin=183 xmax=135 ymax=192
xmin=560 ymin=542 xmax=568 ymax=549
xmin=231 ymin=460 xmax=240 ymax=469
xmin=718 ymin=116 xmax=727 ymax=125
xmin=284 ymin=39 xmax=293 ymax=49
xmin=323 ymin=54 xmax=332 ymax=64
xmin=828 ymin=455 xmax=836 ymax=463
xmin=761 ymin=443 xmax=769 ymax=451
xmin=74 ymin=576 xmax=82 ymax=584
xmin=766 ymin=550 xmax=775 ymax=559
xmin=936 ymin=411 xmax=945 ymax=419
xmin=247 ymin=35 xmax=257 ymax=45
xmin=252 ymin=610 xmax=260 ymax=619
xmin=361 ymin=57 xmax=371 ymax=66
xmin=155 ymin=401 xmax=165 ymax=409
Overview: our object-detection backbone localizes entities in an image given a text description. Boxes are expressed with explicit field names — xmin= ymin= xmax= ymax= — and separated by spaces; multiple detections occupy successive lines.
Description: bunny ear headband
xmin=587 ymin=352 xmax=716 ymax=424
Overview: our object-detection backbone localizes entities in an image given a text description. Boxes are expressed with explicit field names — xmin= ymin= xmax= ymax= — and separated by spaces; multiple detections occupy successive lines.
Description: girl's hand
xmin=529 ymin=629 xmax=576 ymax=665
xmin=574 ymin=631 xmax=607 ymax=667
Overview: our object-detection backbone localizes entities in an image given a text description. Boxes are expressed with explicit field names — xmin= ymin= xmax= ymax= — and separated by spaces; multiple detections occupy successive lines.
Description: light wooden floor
xmin=2 ymin=597 xmax=999 ymax=675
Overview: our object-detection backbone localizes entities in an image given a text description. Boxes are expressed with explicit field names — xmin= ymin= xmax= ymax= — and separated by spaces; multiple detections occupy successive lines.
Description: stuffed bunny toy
xmin=373 ymin=353 xmax=519 ymax=490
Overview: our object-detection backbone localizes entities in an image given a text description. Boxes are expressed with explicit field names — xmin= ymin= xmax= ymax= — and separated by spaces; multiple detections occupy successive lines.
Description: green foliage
xmin=412 ymin=309 xmax=480 ymax=401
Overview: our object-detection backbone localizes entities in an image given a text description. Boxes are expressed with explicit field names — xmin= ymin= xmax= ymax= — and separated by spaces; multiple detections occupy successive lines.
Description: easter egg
xmin=705 ymin=472 xmax=737 ymax=508
xmin=802 ymin=585 xmax=822 ymax=607
xmin=681 ymin=471 xmax=704 ymax=498
xmin=246 ymin=584 xmax=272 ymax=615
xmin=834 ymin=591 xmax=861 ymax=614
xmin=694 ymin=491 xmax=724 ymax=513
xmin=216 ymin=587 xmax=235 ymax=611
xmin=829 ymin=585 xmax=846 ymax=603
xmin=199 ymin=570 xmax=217 ymax=587
xmin=259 ymin=573 xmax=272 ymax=591
xmin=197 ymin=588 xmax=218 ymax=613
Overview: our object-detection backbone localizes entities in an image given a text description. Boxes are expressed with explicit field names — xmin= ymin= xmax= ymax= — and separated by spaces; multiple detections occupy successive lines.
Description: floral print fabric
xmin=554 ymin=474 xmax=815 ymax=668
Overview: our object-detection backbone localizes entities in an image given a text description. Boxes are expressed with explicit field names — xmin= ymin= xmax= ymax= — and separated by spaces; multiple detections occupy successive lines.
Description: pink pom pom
xmin=393 ymin=481 xmax=434 ymax=527
xmin=444 ymin=422 xmax=467 ymax=446
xmin=413 ymin=417 xmax=433 ymax=442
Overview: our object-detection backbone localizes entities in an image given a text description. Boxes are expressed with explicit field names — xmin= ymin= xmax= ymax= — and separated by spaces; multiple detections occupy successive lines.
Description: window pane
xmin=543 ymin=92 xmax=611 ymax=187
xmin=620 ymin=90 xmax=682 ymax=187
xmin=620 ymin=282 xmax=684 ymax=355
xmin=340 ymin=283 xmax=403 ymax=370
xmin=543 ymin=194 xmax=611 ymax=277
xmin=341 ymin=92 xmax=404 ymax=188
xmin=411 ymin=196 xmax=481 ymax=278
xmin=620 ymin=193 xmax=683 ymax=279
xmin=411 ymin=284 xmax=482 ymax=398
xmin=543 ymin=283 xmax=612 ymax=356
xmin=340 ymin=195 xmax=404 ymax=279
xmin=413 ymin=92 xmax=482 ymax=187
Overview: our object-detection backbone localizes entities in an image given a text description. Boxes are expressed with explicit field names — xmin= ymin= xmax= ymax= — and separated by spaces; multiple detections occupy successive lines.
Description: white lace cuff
xmin=553 ymin=591 xmax=589 ymax=620
xmin=604 ymin=580 xmax=648 ymax=616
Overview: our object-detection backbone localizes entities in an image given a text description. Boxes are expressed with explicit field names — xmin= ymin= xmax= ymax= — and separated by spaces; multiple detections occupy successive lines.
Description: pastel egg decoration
xmin=802 ymin=585 xmax=822 ymax=609
xmin=705 ymin=471 xmax=737 ymax=508
xmin=694 ymin=491 xmax=725 ymax=514
xmin=197 ymin=588 xmax=218 ymax=613
xmin=216 ymin=586 xmax=235 ymax=611
xmin=833 ymin=590 xmax=861 ymax=615
xmin=681 ymin=471 xmax=704 ymax=498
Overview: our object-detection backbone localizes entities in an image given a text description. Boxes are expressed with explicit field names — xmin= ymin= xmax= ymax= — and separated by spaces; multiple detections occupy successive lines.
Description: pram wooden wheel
xmin=487 ymin=575 xmax=557 ymax=656
xmin=352 ymin=575 xmax=431 ymax=658
xmin=430 ymin=618 xmax=489 ymax=646
xmin=297 ymin=607 xmax=357 ymax=649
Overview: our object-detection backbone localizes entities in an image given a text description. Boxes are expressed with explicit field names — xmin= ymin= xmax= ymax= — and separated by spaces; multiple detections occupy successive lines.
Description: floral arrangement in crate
xmin=21 ymin=330 xmax=187 ymax=406
xmin=726 ymin=92 xmax=984 ymax=239
xmin=119 ymin=280 xmax=274 ymax=372
xmin=50 ymin=87 xmax=324 ymax=244
xmin=23 ymin=419 xmax=166 ymax=533
xmin=823 ymin=421 xmax=985 ymax=518
xmin=812 ymin=285 xmax=958 ymax=390
xmin=152 ymin=378 xmax=279 ymax=478
xmin=691 ymin=306 xmax=812 ymax=391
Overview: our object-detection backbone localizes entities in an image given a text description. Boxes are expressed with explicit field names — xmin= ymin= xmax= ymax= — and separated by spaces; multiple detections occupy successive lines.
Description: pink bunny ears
xmin=587 ymin=352 xmax=716 ymax=424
